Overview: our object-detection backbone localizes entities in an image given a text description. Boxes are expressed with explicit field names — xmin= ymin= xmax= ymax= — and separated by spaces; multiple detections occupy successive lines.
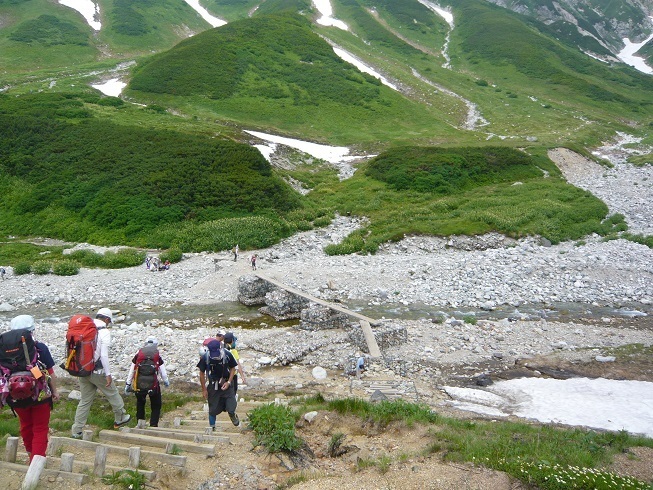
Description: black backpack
xmin=133 ymin=344 xmax=160 ymax=392
xmin=204 ymin=340 xmax=230 ymax=383
xmin=0 ymin=329 xmax=50 ymax=409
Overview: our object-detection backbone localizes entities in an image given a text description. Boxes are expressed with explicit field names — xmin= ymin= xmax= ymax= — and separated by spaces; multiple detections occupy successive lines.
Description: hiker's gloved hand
xmin=164 ymin=381 xmax=170 ymax=387
xmin=124 ymin=384 xmax=131 ymax=394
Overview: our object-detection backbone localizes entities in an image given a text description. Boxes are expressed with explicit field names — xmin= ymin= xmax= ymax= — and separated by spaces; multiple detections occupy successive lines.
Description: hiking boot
xmin=229 ymin=412 xmax=240 ymax=427
xmin=114 ymin=413 xmax=131 ymax=429
xmin=71 ymin=432 xmax=82 ymax=439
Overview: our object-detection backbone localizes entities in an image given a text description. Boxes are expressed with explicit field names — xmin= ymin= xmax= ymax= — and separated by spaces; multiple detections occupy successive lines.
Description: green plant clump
xmin=31 ymin=261 xmax=52 ymax=275
xmin=101 ymin=469 xmax=147 ymax=490
xmin=52 ymin=259 xmax=79 ymax=276
xmin=12 ymin=262 xmax=31 ymax=275
xmin=248 ymin=403 xmax=302 ymax=453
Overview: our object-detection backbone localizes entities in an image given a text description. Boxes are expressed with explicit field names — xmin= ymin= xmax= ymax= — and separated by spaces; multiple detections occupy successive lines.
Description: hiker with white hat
xmin=71 ymin=307 xmax=131 ymax=438
xmin=125 ymin=336 xmax=170 ymax=427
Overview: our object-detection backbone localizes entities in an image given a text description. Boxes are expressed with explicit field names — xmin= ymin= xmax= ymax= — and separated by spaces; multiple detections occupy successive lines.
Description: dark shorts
xmin=207 ymin=382 xmax=237 ymax=415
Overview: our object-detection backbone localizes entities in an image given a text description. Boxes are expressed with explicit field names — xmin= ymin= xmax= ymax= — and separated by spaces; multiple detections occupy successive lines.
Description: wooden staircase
xmin=2 ymin=400 xmax=262 ymax=489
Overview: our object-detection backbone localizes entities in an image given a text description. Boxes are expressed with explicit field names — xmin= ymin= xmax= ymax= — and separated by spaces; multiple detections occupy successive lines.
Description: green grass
xmin=0 ymin=241 xmax=147 ymax=272
xmin=310 ymin=149 xmax=619 ymax=254
xmin=288 ymin=396 xmax=653 ymax=490
xmin=248 ymin=403 xmax=303 ymax=453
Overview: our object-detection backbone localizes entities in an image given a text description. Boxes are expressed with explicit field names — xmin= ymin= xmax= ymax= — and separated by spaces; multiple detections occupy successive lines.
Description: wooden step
xmin=0 ymin=460 xmax=88 ymax=484
xmin=98 ymin=430 xmax=216 ymax=455
xmin=122 ymin=427 xmax=234 ymax=443
xmin=17 ymin=452 xmax=156 ymax=481
xmin=48 ymin=436 xmax=187 ymax=467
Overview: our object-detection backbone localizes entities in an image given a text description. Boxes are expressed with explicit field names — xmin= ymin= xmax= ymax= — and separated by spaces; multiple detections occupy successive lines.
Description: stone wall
xmin=237 ymin=275 xmax=276 ymax=306
xmin=258 ymin=289 xmax=310 ymax=321
xmin=299 ymin=303 xmax=350 ymax=331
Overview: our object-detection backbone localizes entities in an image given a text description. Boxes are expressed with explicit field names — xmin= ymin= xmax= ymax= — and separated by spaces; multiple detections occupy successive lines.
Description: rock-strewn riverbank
xmin=0 ymin=149 xmax=651 ymax=400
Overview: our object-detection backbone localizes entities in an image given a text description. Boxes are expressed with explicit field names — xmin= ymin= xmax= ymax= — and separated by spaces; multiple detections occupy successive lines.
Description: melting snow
xmin=332 ymin=47 xmax=398 ymax=90
xmin=91 ymin=78 xmax=126 ymax=97
xmin=445 ymin=377 xmax=653 ymax=438
xmin=617 ymin=20 xmax=653 ymax=75
xmin=313 ymin=0 xmax=348 ymax=31
xmin=58 ymin=0 xmax=101 ymax=31
xmin=183 ymin=0 xmax=226 ymax=28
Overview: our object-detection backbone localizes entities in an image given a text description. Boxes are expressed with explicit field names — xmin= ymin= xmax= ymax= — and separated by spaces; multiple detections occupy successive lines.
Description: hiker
xmin=125 ymin=336 xmax=169 ymax=428
xmin=232 ymin=245 xmax=239 ymax=262
xmin=250 ymin=254 xmax=257 ymax=270
xmin=3 ymin=315 xmax=59 ymax=462
xmin=163 ymin=260 xmax=170 ymax=270
xmin=197 ymin=336 xmax=240 ymax=430
xmin=0 ymin=267 xmax=5 ymax=280
xmin=145 ymin=257 xmax=151 ymax=270
xmin=223 ymin=332 xmax=246 ymax=395
xmin=71 ymin=308 xmax=131 ymax=438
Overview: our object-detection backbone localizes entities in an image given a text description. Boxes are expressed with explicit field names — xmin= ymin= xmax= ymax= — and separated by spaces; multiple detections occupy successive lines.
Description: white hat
xmin=146 ymin=336 xmax=158 ymax=345
xmin=10 ymin=315 xmax=35 ymax=332
xmin=96 ymin=308 xmax=113 ymax=323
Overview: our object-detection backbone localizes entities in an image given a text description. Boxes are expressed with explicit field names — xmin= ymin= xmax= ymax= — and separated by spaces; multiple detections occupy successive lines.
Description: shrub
xmin=32 ymin=261 xmax=52 ymax=275
xmin=248 ymin=403 xmax=302 ymax=453
xmin=101 ymin=249 xmax=146 ymax=268
xmin=463 ymin=315 xmax=477 ymax=325
xmin=52 ymin=260 xmax=79 ymax=276
xmin=159 ymin=247 xmax=182 ymax=264
xmin=13 ymin=262 xmax=31 ymax=275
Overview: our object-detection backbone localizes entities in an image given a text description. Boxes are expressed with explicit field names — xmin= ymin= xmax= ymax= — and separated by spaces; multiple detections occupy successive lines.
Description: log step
xmin=48 ymin=436 xmax=187 ymax=467
xmin=17 ymin=452 xmax=156 ymax=481
xmin=99 ymin=430 xmax=216 ymax=455
xmin=122 ymin=427 xmax=234 ymax=443
xmin=0 ymin=460 xmax=88 ymax=484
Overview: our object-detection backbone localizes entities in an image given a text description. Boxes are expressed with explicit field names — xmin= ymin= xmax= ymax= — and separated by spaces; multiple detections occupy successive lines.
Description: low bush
xmin=52 ymin=260 xmax=79 ymax=276
xmin=32 ymin=261 xmax=51 ymax=275
xmin=13 ymin=262 xmax=31 ymax=275
xmin=101 ymin=249 xmax=146 ymax=269
xmin=248 ymin=403 xmax=302 ymax=453
xmin=159 ymin=247 xmax=182 ymax=264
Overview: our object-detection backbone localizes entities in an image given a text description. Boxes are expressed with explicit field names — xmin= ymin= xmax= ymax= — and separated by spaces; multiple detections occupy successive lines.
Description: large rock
xmin=259 ymin=289 xmax=309 ymax=321
xmin=299 ymin=303 xmax=350 ymax=331
xmin=238 ymin=275 xmax=276 ymax=306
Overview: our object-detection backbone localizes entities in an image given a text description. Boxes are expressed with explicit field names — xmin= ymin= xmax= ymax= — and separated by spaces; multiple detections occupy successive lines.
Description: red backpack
xmin=61 ymin=315 xmax=98 ymax=377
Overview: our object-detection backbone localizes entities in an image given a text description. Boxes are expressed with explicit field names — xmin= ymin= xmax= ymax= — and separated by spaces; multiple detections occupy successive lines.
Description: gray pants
xmin=72 ymin=372 xmax=127 ymax=434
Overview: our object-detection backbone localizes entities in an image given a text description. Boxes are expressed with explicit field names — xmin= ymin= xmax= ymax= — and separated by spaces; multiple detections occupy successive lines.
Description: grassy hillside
xmin=0 ymin=0 xmax=650 ymax=255
xmin=127 ymin=12 xmax=460 ymax=144
xmin=0 ymin=93 xmax=301 ymax=247
xmin=307 ymin=146 xmax=624 ymax=255
xmin=0 ymin=0 xmax=211 ymax=73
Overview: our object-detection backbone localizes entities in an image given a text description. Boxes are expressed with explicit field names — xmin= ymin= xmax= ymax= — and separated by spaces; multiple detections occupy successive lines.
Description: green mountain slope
xmin=127 ymin=12 xmax=460 ymax=144
xmin=0 ymin=0 xmax=650 ymax=252
xmin=0 ymin=0 xmax=212 ymax=73
xmin=0 ymin=93 xmax=300 ymax=246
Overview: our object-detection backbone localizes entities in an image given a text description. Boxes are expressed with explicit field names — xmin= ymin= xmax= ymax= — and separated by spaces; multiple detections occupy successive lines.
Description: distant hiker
xmin=125 ymin=336 xmax=169 ymax=428
xmin=163 ymin=260 xmax=170 ymax=270
xmin=71 ymin=308 xmax=131 ymax=438
xmin=0 ymin=267 xmax=5 ymax=280
xmin=232 ymin=245 xmax=239 ymax=262
xmin=1 ymin=315 xmax=59 ymax=462
xmin=145 ymin=257 xmax=151 ymax=270
xmin=198 ymin=336 xmax=240 ymax=430
xmin=223 ymin=332 xmax=245 ymax=395
xmin=250 ymin=254 xmax=257 ymax=270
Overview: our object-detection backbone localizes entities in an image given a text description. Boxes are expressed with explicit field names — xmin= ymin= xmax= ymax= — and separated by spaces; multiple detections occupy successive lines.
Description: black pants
xmin=135 ymin=388 xmax=162 ymax=427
